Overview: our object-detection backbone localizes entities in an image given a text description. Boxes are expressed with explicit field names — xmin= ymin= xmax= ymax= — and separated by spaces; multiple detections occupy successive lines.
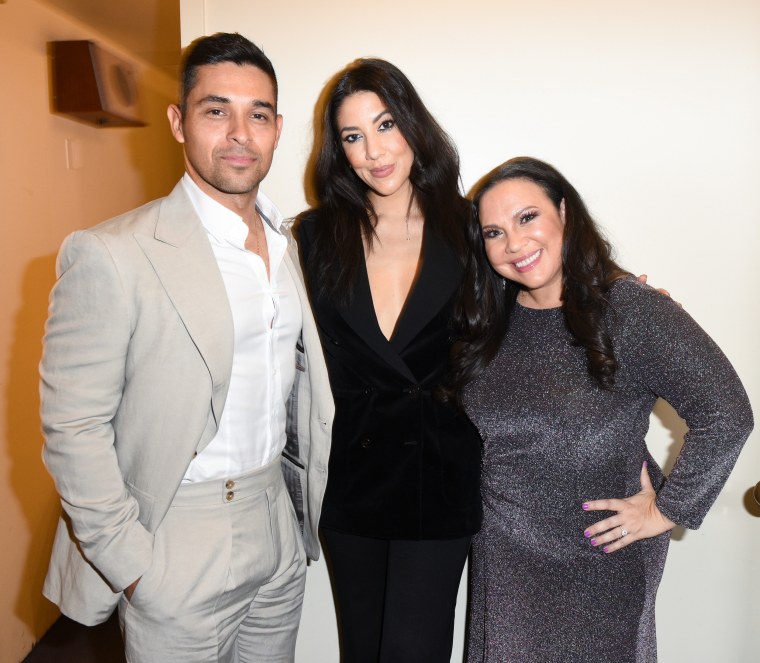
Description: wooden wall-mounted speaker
xmin=51 ymin=40 xmax=146 ymax=128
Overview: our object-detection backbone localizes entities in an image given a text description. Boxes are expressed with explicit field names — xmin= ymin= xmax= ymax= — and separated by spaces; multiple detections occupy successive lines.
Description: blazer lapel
xmin=338 ymin=259 xmax=417 ymax=382
xmin=134 ymin=183 xmax=234 ymax=425
xmin=390 ymin=229 xmax=462 ymax=352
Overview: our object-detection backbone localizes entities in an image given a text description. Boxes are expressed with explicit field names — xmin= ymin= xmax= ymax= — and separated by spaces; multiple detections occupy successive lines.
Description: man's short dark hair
xmin=179 ymin=32 xmax=278 ymax=113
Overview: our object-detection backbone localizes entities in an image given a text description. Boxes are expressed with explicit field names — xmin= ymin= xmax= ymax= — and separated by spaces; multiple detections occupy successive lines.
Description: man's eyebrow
xmin=252 ymin=99 xmax=276 ymax=112
xmin=198 ymin=95 xmax=230 ymax=105
xmin=196 ymin=96 xmax=275 ymax=112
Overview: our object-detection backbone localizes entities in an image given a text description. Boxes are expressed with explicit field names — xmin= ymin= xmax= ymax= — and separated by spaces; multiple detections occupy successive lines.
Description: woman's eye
xmin=482 ymin=228 xmax=500 ymax=239
xmin=342 ymin=133 xmax=361 ymax=144
xmin=379 ymin=119 xmax=395 ymax=131
xmin=519 ymin=212 xmax=537 ymax=224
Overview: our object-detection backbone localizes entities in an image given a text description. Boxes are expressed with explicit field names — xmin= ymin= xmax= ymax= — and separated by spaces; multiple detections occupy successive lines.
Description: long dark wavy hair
xmin=447 ymin=156 xmax=628 ymax=403
xmin=298 ymin=58 xmax=471 ymax=302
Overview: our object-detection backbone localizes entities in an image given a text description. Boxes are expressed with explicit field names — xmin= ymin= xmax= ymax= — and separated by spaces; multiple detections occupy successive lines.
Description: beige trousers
xmin=118 ymin=458 xmax=306 ymax=662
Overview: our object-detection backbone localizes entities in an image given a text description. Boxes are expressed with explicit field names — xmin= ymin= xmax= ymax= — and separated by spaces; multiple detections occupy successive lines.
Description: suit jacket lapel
xmin=284 ymin=227 xmax=328 ymax=382
xmin=134 ymin=183 xmax=234 ymax=425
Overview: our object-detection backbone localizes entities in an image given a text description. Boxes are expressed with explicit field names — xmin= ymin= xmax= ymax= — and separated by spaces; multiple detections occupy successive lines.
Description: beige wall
xmin=0 ymin=1 xmax=183 ymax=661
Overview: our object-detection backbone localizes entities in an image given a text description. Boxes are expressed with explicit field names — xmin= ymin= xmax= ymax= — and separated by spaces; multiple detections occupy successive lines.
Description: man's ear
xmin=274 ymin=114 xmax=284 ymax=149
xmin=167 ymin=104 xmax=185 ymax=144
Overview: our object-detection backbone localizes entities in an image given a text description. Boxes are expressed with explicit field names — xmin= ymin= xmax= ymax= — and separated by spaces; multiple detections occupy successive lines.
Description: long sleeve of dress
xmin=611 ymin=279 xmax=753 ymax=529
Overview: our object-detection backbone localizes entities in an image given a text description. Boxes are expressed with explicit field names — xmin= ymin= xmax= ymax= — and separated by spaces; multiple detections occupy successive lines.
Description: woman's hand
xmin=581 ymin=462 xmax=676 ymax=553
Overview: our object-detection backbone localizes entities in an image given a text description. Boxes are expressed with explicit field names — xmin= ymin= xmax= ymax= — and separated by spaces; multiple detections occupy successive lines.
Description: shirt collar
xmin=181 ymin=173 xmax=284 ymax=247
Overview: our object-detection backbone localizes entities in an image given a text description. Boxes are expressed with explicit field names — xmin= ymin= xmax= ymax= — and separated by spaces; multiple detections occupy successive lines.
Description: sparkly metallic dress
xmin=463 ymin=279 xmax=753 ymax=663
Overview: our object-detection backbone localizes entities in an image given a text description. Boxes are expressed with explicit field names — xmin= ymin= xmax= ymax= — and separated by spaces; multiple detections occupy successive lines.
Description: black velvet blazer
xmin=296 ymin=213 xmax=482 ymax=540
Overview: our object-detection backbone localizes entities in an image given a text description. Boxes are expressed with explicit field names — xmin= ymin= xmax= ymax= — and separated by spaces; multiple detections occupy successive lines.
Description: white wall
xmin=182 ymin=1 xmax=760 ymax=660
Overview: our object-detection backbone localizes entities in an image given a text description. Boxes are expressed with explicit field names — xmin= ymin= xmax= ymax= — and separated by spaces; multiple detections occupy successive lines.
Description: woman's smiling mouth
xmin=512 ymin=249 xmax=542 ymax=272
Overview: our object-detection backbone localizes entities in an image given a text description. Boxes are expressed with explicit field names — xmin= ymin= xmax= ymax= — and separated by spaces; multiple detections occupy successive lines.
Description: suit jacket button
xmin=225 ymin=479 xmax=235 ymax=489
xmin=360 ymin=437 xmax=372 ymax=449
xmin=225 ymin=491 xmax=234 ymax=501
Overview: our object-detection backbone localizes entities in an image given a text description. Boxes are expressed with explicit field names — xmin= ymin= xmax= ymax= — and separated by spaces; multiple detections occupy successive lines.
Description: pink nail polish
xmin=643 ymin=461 xmax=648 ymax=468
xmin=582 ymin=503 xmax=590 ymax=510
xmin=584 ymin=530 xmax=591 ymax=538
xmin=603 ymin=547 xmax=610 ymax=553
xmin=590 ymin=539 xmax=597 ymax=546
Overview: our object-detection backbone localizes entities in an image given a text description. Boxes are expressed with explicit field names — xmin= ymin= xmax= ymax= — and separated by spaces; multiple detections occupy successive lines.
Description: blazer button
xmin=360 ymin=437 xmax=372 ymax=449
xmin=403 ymin=386 xmax=420 ymax=396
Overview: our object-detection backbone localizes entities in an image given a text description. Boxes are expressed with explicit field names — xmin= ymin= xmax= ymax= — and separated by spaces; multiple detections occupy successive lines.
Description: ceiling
xmin=40 ymin=0 xmax=181 ymax=73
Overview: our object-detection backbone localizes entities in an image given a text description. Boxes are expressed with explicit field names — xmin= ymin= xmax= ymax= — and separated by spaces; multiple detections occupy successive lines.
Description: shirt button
xmin=225 ymin=491 xmax=234 ymax=502
xmin=360 ymin=437 xmax=372 ymax=449
xmin=225 ymin=479 xmax=235 ymax=489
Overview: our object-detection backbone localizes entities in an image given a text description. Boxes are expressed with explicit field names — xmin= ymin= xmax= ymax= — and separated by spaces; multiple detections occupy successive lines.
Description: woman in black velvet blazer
xmin=296 ymin=59 xmax=481 ymax=662
xmin=298 ymin=219 xmax=481 ymax=539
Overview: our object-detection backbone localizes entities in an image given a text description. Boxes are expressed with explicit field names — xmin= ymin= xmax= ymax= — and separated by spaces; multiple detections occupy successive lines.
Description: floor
xmin=21 ymin=613 xmax=125 ymax=663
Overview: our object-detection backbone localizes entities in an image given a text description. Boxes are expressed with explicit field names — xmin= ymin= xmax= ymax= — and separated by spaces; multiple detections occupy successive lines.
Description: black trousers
xmin=321 ymin=529 xmax=472 ymax=663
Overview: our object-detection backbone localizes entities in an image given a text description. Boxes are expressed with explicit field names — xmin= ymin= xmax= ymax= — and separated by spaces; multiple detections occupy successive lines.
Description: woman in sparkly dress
xmin=449 ymin=156 xmax=753 ymax=662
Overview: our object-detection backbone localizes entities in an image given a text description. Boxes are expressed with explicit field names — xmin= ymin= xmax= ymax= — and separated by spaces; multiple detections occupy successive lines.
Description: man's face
xmin=168 ymin=62 xmax=282 ymax=209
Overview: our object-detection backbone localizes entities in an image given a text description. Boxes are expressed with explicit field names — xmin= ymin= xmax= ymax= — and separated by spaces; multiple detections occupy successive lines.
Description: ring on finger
xmin=620 ymin=527 xmax=629 ymax=537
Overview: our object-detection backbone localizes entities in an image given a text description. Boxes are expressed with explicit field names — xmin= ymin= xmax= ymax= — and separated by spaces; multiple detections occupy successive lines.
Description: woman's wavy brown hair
xmin=447 ymin=156 xmax=628 ymax=404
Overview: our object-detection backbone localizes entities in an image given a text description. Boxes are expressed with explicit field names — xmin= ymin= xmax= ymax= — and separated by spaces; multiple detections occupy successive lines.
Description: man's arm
xmin=41 ymin=230 xmax=153 ymax=592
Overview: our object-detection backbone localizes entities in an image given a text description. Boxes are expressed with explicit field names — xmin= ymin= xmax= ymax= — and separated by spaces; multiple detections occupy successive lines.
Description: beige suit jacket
xmin=40 ymin=182 xmax=333 ymax=626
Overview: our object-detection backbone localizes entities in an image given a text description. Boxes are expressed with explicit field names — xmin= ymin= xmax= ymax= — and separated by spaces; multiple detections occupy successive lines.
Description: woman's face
xmin=479 ymin=178 xmax=566 ymax=308
xmin=336 ymin=91 xmax=415 ymax=204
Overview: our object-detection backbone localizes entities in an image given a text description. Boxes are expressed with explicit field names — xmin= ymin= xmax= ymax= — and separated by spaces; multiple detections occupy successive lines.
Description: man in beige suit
xmin=40 ymin=33 xmax=333 ymax=662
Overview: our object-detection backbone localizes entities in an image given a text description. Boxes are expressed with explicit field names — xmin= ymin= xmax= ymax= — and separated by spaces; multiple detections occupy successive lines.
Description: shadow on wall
xmin=121 ymin=77 xmax=185 ymax=204
xmin=6 ymin=255 xmax=63 ymax=635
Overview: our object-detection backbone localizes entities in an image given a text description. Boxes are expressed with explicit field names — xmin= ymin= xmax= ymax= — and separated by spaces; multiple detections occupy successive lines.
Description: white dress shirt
xmin=181 ymin=174 xmax=302 ymax=482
